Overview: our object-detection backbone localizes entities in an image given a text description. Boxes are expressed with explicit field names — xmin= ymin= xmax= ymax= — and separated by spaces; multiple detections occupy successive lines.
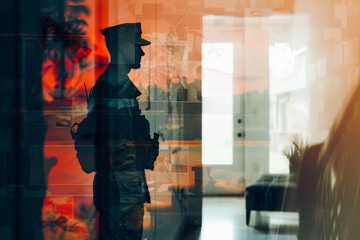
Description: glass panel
xmin=4 ymin=0 xmax=360 ymax=239
xmin=202 ymin=42 xmax=234 ymax=165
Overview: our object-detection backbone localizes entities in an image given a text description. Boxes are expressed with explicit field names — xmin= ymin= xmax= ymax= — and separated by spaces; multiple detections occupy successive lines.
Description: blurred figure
xmin=167 ymin=72 xmax=188 ymax=102
xmin=188 ymin=66 xmax=201 ymax=102
xmin=86 ymin=23 xmax=159 ymax=240
xmin=0 ymin=1 xmax=50 ymax=239
xmin=298 ymin=81 xmax=360 ymax=239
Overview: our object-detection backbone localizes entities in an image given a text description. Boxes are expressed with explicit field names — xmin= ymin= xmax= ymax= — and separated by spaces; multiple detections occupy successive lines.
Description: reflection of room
xmin=4 ymin=0 xmax=360 ymax=239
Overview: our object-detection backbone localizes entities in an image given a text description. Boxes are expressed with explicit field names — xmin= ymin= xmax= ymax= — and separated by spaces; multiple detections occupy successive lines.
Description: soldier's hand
xmin=151 ymin=134 xmax=159 ymax=158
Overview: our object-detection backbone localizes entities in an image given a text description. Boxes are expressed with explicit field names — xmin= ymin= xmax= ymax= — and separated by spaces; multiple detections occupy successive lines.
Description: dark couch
xmin=245 ymin=174 xmax=298 ymax=225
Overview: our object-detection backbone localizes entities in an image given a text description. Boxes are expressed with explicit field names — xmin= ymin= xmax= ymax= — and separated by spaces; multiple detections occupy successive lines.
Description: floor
xmin=198 ymin=197 xmax=298 ymax=240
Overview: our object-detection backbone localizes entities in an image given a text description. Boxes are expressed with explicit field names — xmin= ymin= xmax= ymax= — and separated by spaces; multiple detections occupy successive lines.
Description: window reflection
xmin=202 ymin=42 xmax=234 ymax=165
xmin=3 ymin=0 xmax=360 ymax=239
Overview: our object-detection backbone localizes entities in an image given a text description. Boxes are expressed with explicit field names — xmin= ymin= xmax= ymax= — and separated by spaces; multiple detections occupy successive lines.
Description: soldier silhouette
xmin=87 ymin=22 xmax=159 ymax=240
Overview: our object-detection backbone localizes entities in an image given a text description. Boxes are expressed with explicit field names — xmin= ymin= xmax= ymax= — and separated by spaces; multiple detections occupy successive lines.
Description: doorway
xmin=201 ymin=15 xmax=270 ymax=195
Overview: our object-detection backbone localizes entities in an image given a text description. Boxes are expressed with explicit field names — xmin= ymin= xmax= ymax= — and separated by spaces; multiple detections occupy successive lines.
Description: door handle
xmin=237 ymin=132 xmax=245 ymax=138
xmin=237 ymin=119 xmax=244 ymax=137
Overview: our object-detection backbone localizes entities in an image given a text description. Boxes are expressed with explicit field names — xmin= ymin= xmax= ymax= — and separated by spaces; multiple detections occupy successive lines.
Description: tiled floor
xmin=199 ymin=197 xmax=298 ymax=240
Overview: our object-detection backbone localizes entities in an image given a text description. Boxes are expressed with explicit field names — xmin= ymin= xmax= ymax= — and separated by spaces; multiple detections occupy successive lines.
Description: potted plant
xmin=282 ymin=138 xmax=309 ymax=178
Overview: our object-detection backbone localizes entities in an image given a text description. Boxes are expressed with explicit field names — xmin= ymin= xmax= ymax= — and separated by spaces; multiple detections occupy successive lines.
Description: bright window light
xmin=202 ymin=42 xmax=234 ymax=165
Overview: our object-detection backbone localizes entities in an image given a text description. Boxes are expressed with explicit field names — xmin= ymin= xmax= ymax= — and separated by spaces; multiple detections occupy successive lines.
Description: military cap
xmin=101 ymin=22 xmax=151 ymax=46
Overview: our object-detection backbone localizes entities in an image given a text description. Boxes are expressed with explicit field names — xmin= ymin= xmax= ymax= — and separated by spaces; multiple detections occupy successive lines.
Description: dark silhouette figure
xmin=76 ymin=23 xmax=159 ymax=240
xmin=0 ymin=1 xmax=52 ymax=239
xmin=297 ymin=81 xmax=360 ymax=239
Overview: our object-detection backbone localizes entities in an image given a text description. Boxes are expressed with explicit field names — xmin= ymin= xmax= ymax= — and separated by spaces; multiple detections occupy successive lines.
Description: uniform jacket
xmin=88 ymin=64 xmax=151 ymax=211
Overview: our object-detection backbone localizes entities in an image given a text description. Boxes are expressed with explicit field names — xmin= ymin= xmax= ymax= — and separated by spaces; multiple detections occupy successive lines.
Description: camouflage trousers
xmin=98 ymin=203 xmax=144 ymax=240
